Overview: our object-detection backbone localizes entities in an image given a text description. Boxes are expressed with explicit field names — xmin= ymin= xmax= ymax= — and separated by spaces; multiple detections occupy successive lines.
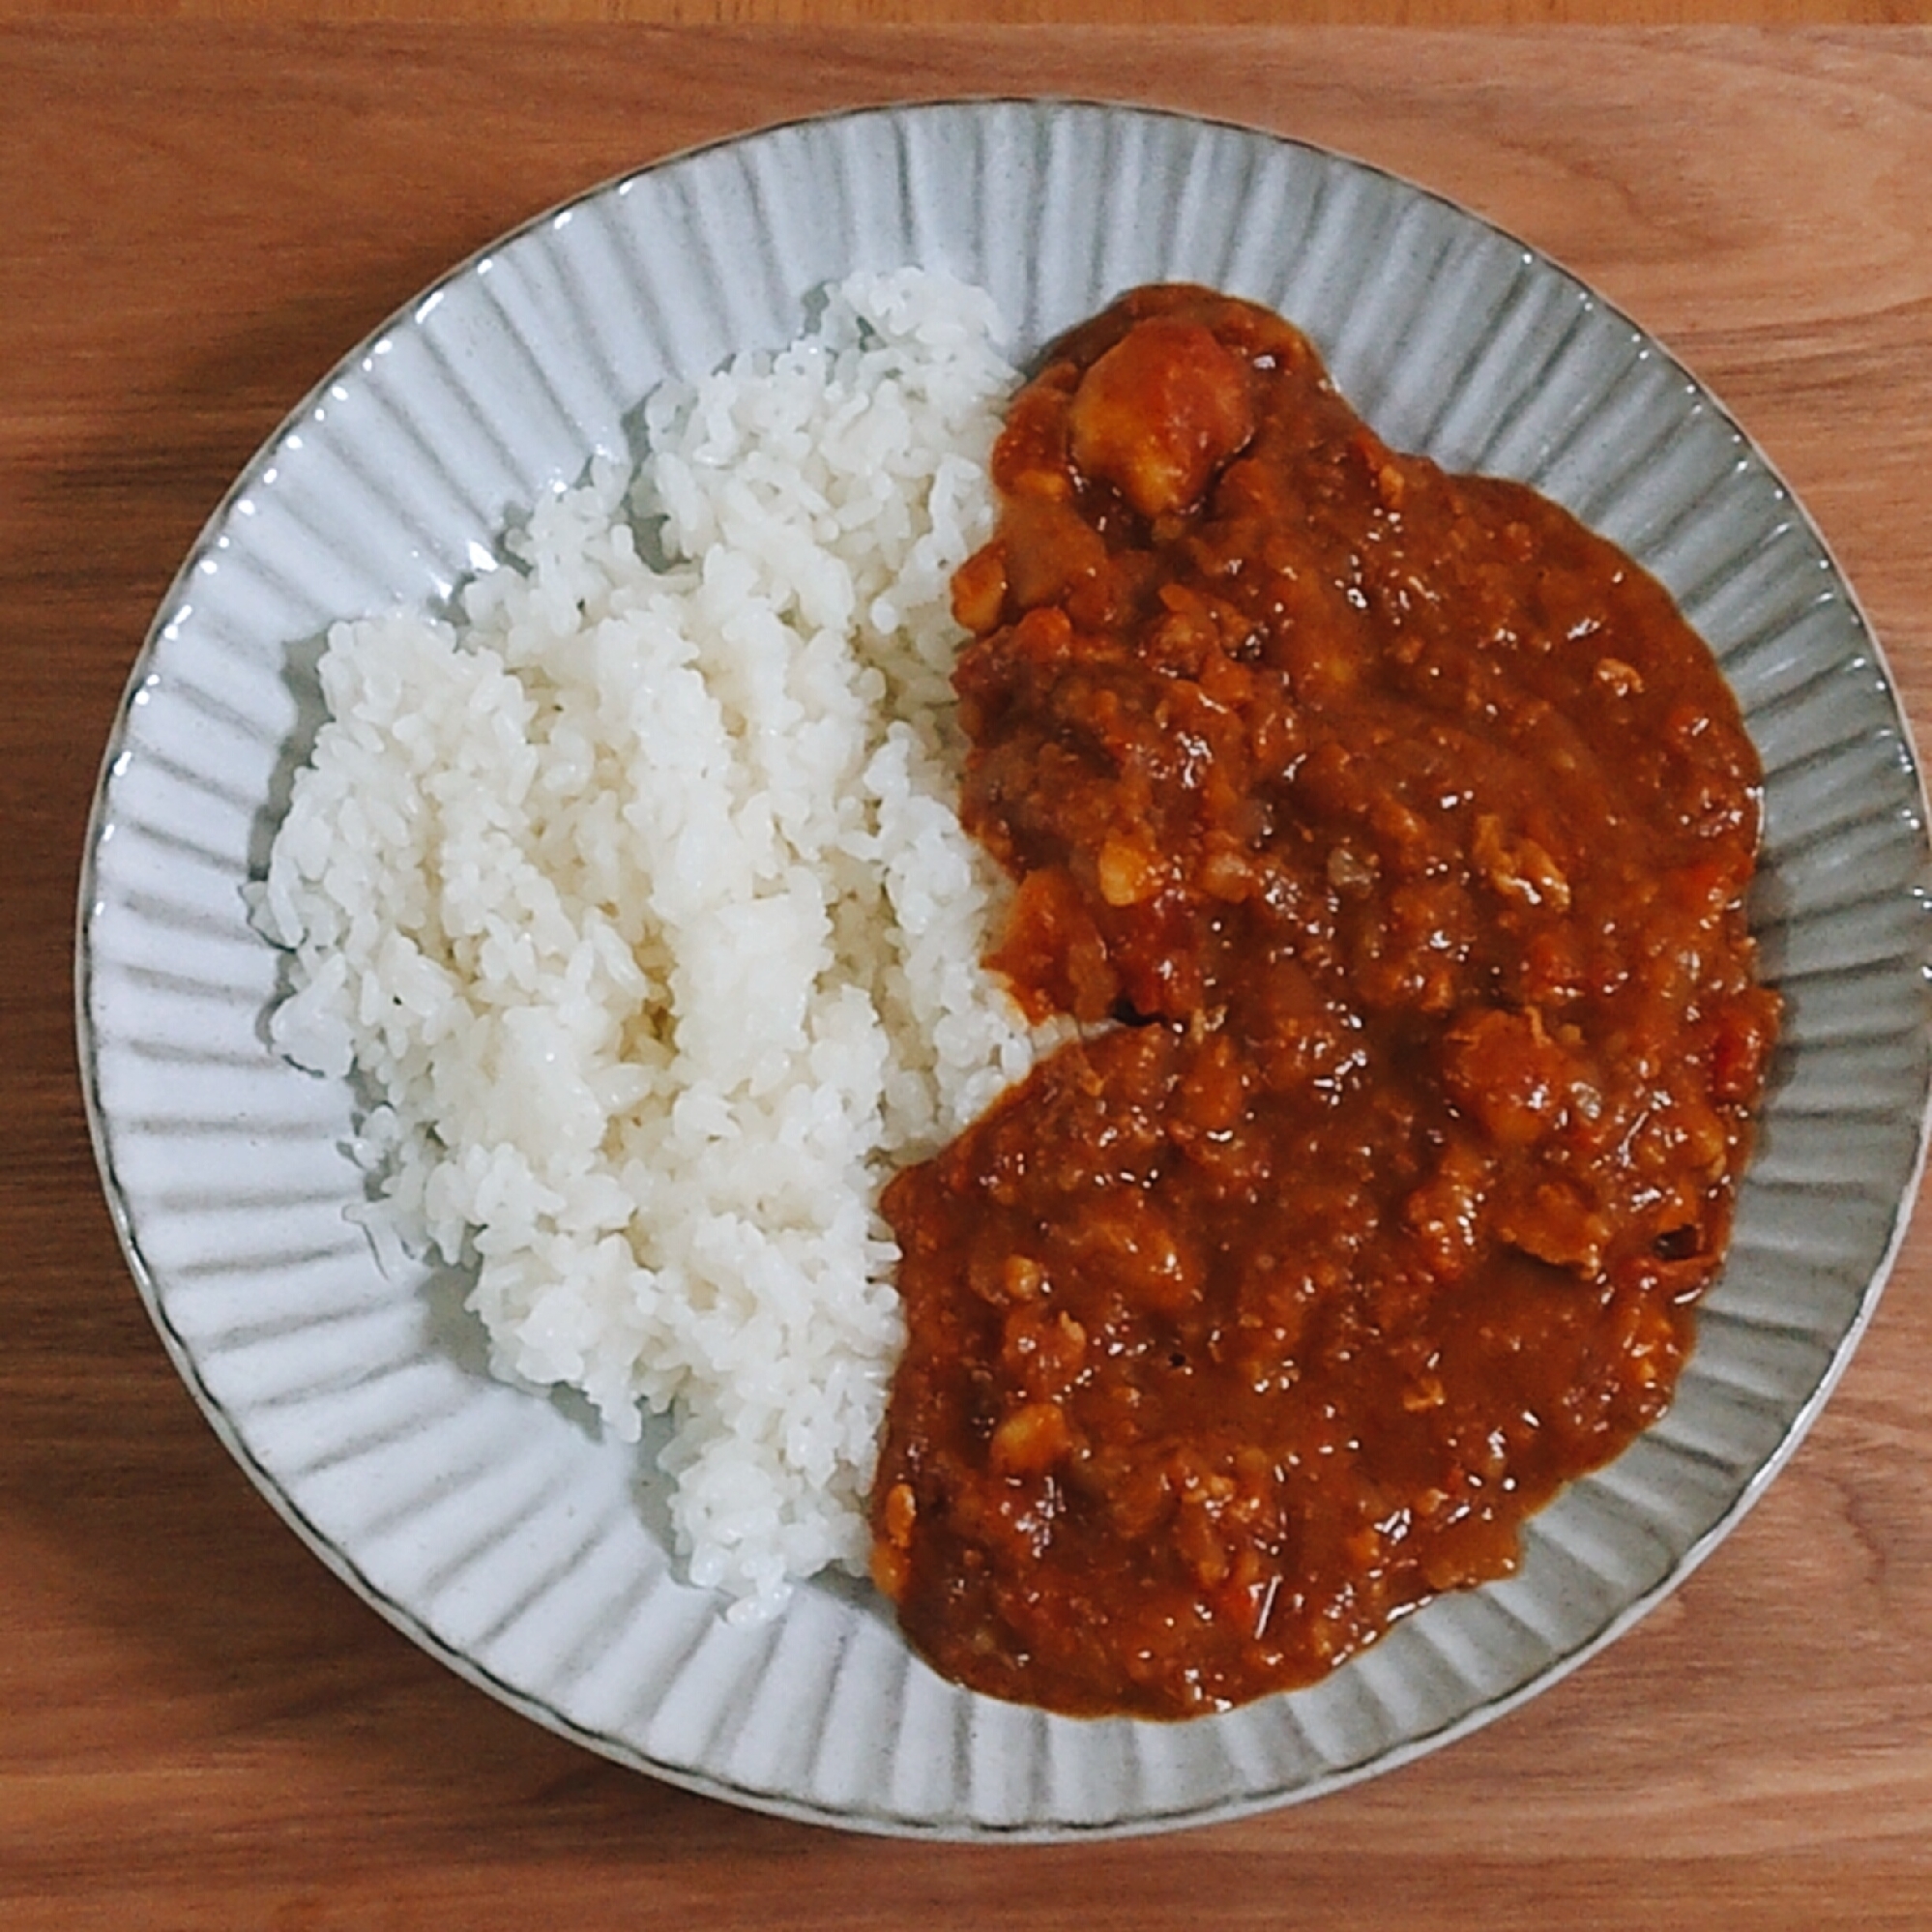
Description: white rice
xmin=252 ymin=269 xmax=1039 ymax=1620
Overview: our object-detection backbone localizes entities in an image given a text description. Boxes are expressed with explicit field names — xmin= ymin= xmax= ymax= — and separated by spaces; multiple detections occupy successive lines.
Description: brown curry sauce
xmin=869 ymin=285 xmax=1779 ymax=1719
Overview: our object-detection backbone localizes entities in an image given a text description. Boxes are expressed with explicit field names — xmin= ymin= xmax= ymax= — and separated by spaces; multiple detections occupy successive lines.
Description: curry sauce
xmin=869 ymin=285 xmax=1779 ymax=1719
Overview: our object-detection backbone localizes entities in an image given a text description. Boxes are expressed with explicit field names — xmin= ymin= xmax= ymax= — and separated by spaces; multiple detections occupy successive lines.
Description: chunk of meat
xmin=1068 ymin=317 xmax=1256 ymax=517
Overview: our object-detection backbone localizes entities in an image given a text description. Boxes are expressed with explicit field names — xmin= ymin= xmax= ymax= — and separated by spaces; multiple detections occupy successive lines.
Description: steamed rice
xmin=253 ymin=270 xmax=1039 ymax=1619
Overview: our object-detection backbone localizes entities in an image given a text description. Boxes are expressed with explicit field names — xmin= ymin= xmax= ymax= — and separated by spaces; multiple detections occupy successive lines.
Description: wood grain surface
xmin=14 ymin=2 xmax=1932 ymax=24
xmin=6 ymin=21 xmax=1931 ymax=1928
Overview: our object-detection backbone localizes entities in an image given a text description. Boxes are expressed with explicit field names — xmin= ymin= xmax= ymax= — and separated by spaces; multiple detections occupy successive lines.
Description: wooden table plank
xmin=14 ymin=1 xmax=1932 ymax=24
xmin=5 ymin=23 xmax=1929 ymax=1926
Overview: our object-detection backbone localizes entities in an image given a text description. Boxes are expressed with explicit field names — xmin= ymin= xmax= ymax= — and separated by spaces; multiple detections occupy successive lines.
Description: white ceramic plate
xmin=78 ymin=101 xmax=1932 ymax=1839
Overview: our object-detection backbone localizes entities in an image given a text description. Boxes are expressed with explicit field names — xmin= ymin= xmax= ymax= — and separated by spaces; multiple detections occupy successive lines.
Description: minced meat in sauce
xmin=868 ymin=285 xmax=1780 ymax=1719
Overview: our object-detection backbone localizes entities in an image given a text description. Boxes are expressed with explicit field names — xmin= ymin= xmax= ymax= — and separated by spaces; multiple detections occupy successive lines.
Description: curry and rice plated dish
xmin=255 ymin=269 xmax=1777 ymax=1720
xmin=81 ymin=99 xmax=1932 ymax=1837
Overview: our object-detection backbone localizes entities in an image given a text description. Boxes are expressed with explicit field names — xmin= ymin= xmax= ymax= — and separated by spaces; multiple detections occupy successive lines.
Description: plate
xmin=77 ymin=100 xmax=1932 ymax=1839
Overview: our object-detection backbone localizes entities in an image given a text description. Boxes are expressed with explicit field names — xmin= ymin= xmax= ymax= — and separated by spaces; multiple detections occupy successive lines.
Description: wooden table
xmin=7 ymin=21 xmax=1931 ymax=1926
